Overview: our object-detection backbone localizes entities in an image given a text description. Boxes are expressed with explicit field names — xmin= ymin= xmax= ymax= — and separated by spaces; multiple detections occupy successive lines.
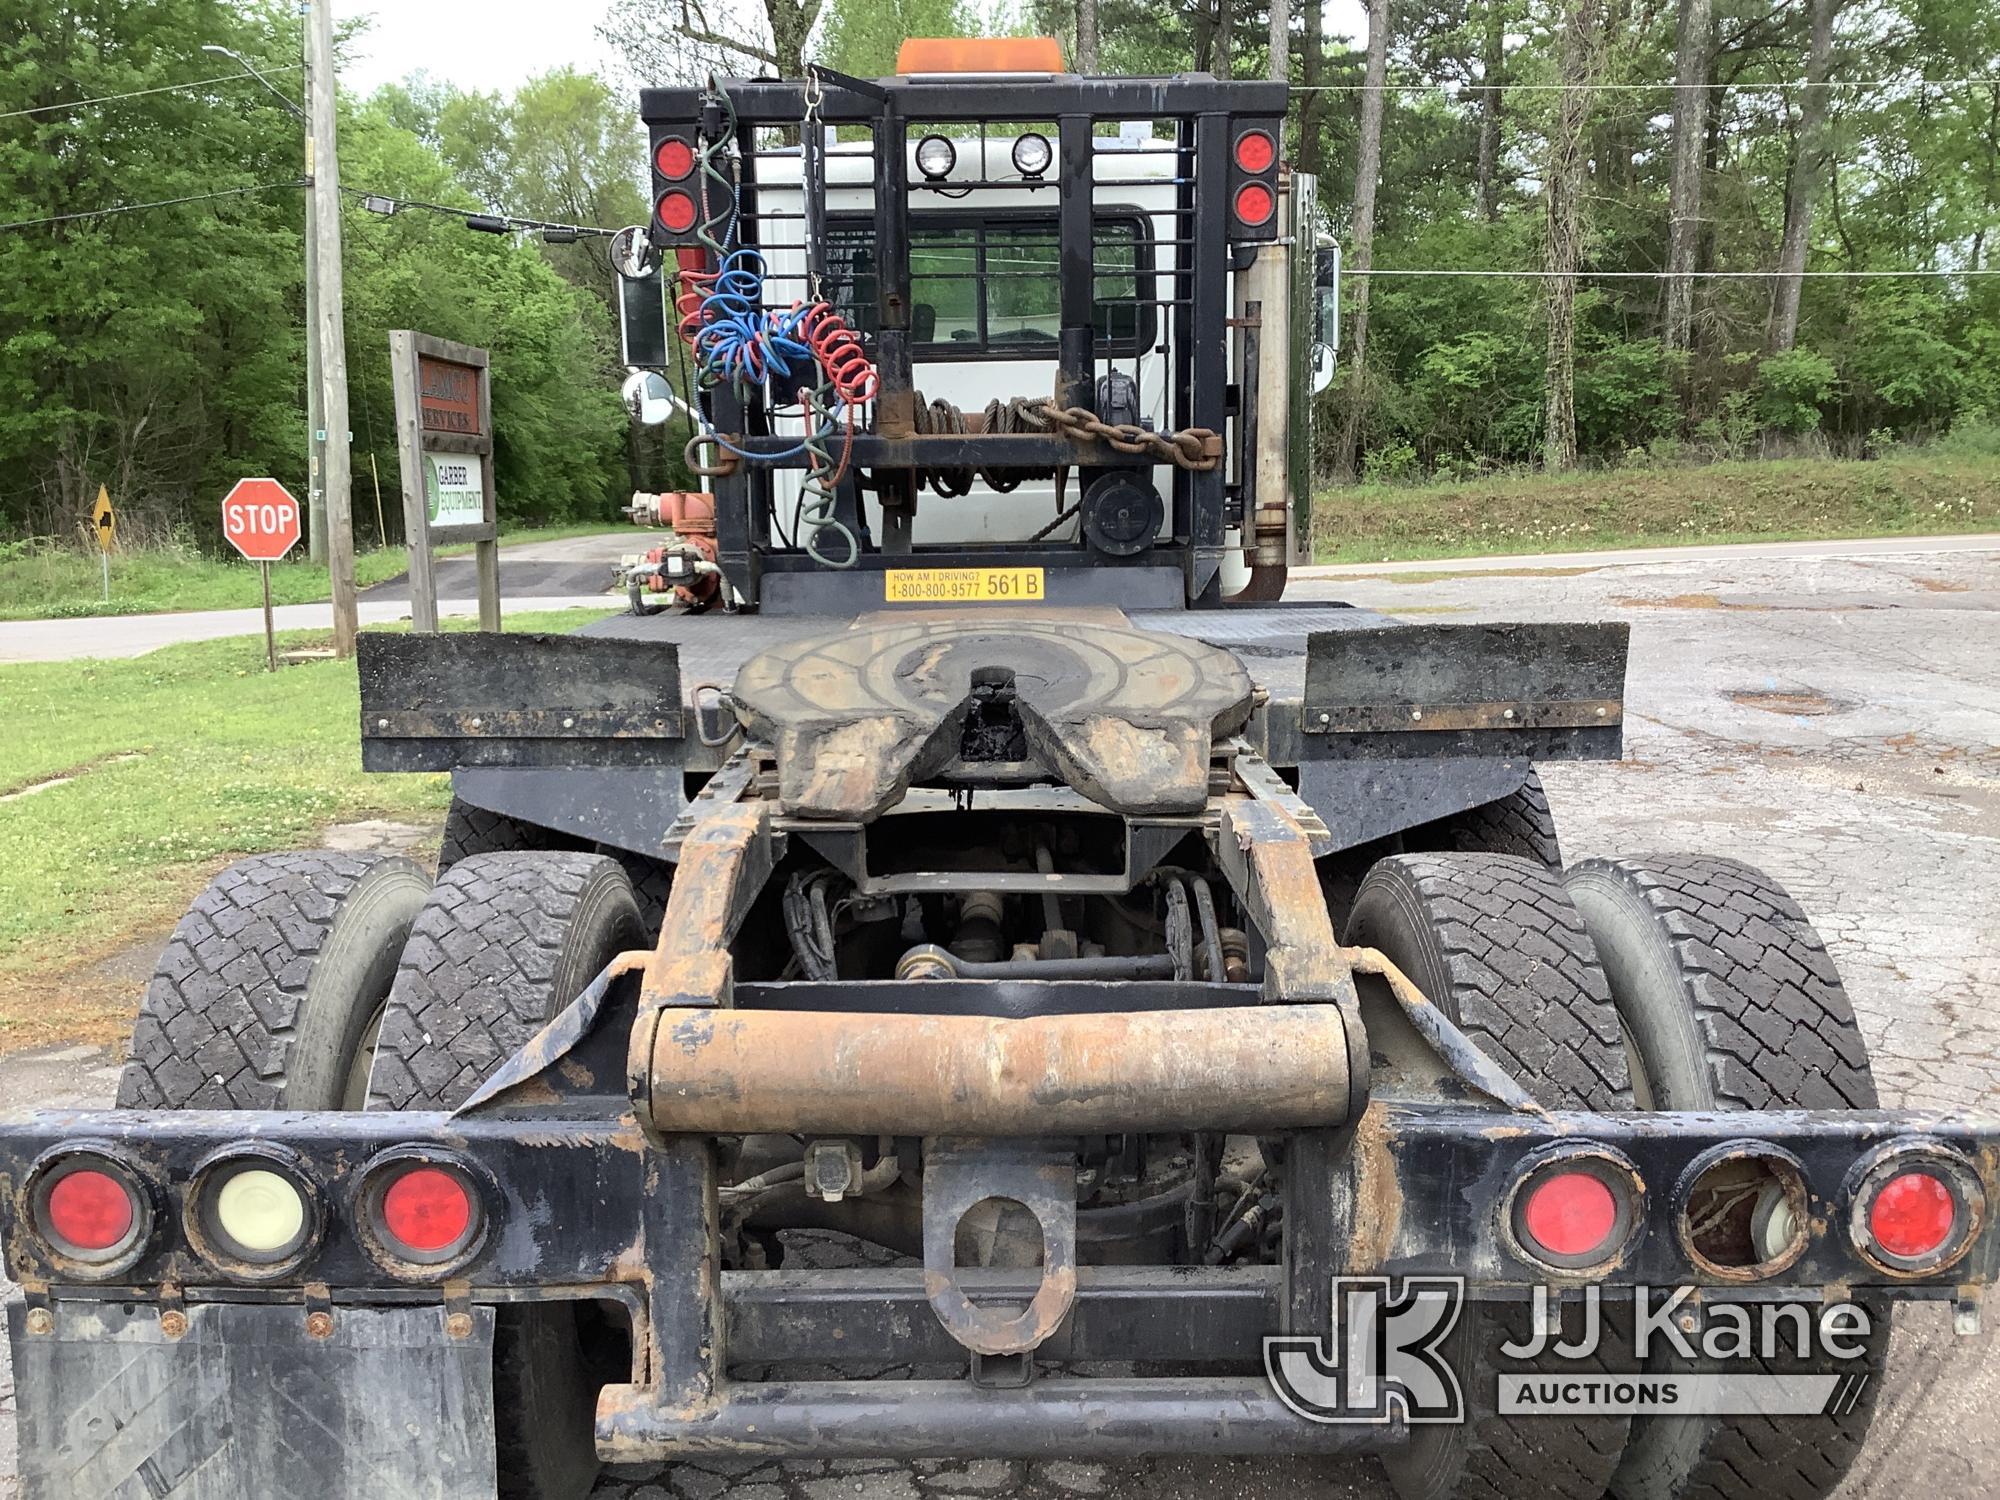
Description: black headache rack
xmin=636 ymin=69 xmax=1289 ymax=612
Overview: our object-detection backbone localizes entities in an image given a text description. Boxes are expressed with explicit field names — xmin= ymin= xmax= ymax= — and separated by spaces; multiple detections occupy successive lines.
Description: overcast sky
xmin=338 ymin=0 xmax=1369 ymax=99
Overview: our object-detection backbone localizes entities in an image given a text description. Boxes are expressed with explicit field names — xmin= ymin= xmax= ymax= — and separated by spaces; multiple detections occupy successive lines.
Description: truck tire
xmin=438 ymin=797 xmax=587 ymax=871
xmin=367 ymin=851 xmax=645 ymax=1500
xmin=597 ymin=843 xmax=673 ymax=933
xmin=1565 ymin=854 xmax=1888 ymax=1500
xmin=1347 ymin=853 xmax=1632 ymax=1500
xmin=117 ymin=852 xmax=430 ymax=1111
xmin=1413 ymin=768 xmax=1563 ymax=867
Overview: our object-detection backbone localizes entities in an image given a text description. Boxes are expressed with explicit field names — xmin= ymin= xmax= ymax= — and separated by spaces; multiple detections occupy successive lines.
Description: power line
xmin=1350 ymin=266 xmax=2000 ymax=278
xmin=0 ymin=65 xmax=305 ymax=122
xmin=0 ymin=180 xmax=304 ymax=233
xmin=340 ymin=187 xmax=619 ymax=239
xmin=1290 ymin=75 xmax=2000 ymax=94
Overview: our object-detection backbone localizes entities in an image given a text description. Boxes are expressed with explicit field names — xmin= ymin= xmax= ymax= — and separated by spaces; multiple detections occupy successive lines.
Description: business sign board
xmin=391 ymin=331 xmax=498 ymax=633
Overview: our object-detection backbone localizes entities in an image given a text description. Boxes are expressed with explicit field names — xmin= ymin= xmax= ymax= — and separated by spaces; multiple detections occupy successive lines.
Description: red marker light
xmin=1870 ymin=1171 xmax=1955 ymax=1259
xmin=655 ymin=138 xmax=696 ymax=180
xmin=45 ymin=1168 xmax=136 ymax=1252
xmin=1233 ymin=182 xmax=1275 ymax=227
xmin=656 ymin=191 xmax=697 ymax=234
xmin=380 ymin=1167 xmax=473 ymax=1255
xmin=1233 ymin=129 xmax=1276 ymax=174
xmin=1522 ymin=1170 xmax=1619 ymax=1259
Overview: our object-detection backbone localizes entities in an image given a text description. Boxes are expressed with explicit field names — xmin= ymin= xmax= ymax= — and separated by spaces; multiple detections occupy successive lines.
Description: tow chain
xmin=1032 ymin=401 xmax=1223 ymax=472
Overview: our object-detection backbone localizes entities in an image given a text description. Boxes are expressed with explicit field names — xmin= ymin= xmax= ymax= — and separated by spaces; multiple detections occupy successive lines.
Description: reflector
xmin=214 ymin=1167 xmax=307 ymax=1254
xmin=381 ymin=1166 xmax=474 ymax=1255
xmin=1522 ymin=1170 xmax=1618 ymax=1259
xmin=45 ymin=1168 xmax=134 ymax=1252
xmin=1870 ymin=1170 xmax=1955 ymax=1259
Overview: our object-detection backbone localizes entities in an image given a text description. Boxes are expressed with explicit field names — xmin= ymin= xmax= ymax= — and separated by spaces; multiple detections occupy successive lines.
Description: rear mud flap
xmin=10 ymin=1301 xmax=495 ymax=1500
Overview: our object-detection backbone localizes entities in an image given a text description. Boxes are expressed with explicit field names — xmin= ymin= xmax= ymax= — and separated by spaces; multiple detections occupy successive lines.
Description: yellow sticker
xmin=884 ymin=567 xmax=1046 ymax=604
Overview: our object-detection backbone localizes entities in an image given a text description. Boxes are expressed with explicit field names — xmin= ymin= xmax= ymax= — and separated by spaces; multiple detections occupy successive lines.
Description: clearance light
xmin=1233 ymin=129 xmax=1277 ymax=174
xmin=655 ymin=137 xmax=696 ymax=180
xmin=376 ymin=1164 xmax=480 ymax=1263
xmin=656 ymin=191 xmax=697 ymax=234
xmin=1233 ymin=182 xmax=1275 ymax=227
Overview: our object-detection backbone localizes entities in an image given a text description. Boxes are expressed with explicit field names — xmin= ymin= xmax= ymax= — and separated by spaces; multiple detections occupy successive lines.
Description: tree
xmin=1768 ymin=0 xmax=1838 ymax=352
xmin=600 ymin=0 xmax=824 ymax=86
xmin=1077 ymin=0 xmax=1100 ymax=71
xmin=1662 ymin=0 xmax=1712 ymax=353
xmin=1542 ymin=0 xmax=1601 ymax=471
xmin=1475 ymin=0 xmax=1506 ymax=220
xmin=1335 ymin=0 xmax=1391 ymax=479
xmin=1269 ymin=0 xmax=1291 ymax=81
xmin=822 ymin=0 xmax=978 ymax=79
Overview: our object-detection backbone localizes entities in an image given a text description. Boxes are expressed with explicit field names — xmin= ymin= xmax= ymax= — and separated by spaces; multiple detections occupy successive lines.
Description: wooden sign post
xmin=389 ymin=331 xmax=499 ymax=633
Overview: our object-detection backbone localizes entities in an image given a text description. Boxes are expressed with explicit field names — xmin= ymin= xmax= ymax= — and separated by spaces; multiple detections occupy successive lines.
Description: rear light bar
xmin=1227 ymin=118 xmax=1283 ymax=240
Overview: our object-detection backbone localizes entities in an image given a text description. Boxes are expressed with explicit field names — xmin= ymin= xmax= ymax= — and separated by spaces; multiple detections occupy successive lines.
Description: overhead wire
xmin=0 ymin=65 xmax=304 ymax=121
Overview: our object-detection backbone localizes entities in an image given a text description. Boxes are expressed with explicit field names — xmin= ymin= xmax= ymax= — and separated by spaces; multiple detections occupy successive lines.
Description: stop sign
xmin=222 ymin=478 xmax=303 ymax=562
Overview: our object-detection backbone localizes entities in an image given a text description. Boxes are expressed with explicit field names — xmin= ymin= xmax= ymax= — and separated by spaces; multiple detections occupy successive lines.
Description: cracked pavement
xmin=3 ymin=541 xmax=1996 ymax=1499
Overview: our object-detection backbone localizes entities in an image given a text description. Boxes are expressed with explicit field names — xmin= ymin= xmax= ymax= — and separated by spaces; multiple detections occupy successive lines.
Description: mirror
xmin=1311 ymin=343 xmax=1337 ymax=395
xmin=1316 ymin=285 xmax=1340 ymax=350
xmin=621 ymin=370 xmax=677 ymax=426
xmin=610 ymin=225 xmax=658 ymax=281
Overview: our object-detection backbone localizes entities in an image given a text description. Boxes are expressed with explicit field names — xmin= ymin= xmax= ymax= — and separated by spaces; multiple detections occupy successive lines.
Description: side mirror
xmin=621 ymin=370 xmax=677 ymax=426
xmin=1313 ymin=242 xmax=1341 ymax=353
xmin=610 ymin=225 xmax=659 ymax=282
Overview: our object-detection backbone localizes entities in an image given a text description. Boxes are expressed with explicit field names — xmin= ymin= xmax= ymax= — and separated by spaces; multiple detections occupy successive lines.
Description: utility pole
xmin=306 ymin=0 xmax=358 ymax=655
xmin=302 ymin=27 xmax=326 ymax=563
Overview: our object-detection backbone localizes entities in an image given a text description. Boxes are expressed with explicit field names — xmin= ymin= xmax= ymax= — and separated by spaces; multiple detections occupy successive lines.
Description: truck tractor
xmin=2 ymin=43 xmax=1988 ymax=1500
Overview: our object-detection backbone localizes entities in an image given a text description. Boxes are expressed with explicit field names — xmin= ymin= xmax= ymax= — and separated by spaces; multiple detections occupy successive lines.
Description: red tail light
xmin=46 ymin=1169 xmax=134 ymax=1250
xmin=656 ymin=191 xmax=697 ymax=234
xmin=382 ymin=1167 xmax=473 ymax=1253
xmin=1233 ymin=129 xmax=1276 ymax=174
xmin=29 ymin=1151 xmax=152 ymax=1273
xmin=1232 ymin=182 xmax=1275 ymax=228
xmin=1523 ymin=1171 xmax=1618 ymax=1258
xmin=1508 ymin=1152 xmax=1637 ymax=1272
xmin=1870 ymin=1172 xmax=1953 ymax=1257
xmin=655 ymin=138 xmax=696 ymax=180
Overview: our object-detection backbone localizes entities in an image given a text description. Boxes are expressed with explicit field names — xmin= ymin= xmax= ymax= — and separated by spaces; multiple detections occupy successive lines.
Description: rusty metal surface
xmin=921 ymin=1141 xmax=1077 ymax=1357
xmin=1306 ymin=697 xmax=1624 ymax=734
xmin=637 ymin=1002 xmax=1356 ymax=1135
xmin=1341 ymin=945 xmax=1548 ymax=1116
xmin=727 ymin=610 xmax=1254 ymax=820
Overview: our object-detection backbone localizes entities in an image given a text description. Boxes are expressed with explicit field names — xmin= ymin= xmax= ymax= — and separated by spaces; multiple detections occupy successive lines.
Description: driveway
xmin=2 ymin=540 xmax=1996 ymax=1499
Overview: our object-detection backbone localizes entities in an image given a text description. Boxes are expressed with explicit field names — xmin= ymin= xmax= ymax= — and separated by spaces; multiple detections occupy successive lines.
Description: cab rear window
xmin=822 ymin=213 xmax=1155 ymax=358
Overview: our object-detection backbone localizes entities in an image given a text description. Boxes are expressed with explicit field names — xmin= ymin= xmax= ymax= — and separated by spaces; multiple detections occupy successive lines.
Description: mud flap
xmin=10 ymin=1301 xmax=496 ymax=1500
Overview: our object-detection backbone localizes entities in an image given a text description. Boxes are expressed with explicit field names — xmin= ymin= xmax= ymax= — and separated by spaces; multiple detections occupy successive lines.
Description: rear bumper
xmin=3 ymin=1100 xmax=1996 ymax=1479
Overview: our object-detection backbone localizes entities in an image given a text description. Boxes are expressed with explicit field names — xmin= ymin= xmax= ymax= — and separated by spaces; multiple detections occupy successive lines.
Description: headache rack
xmin=635 ymin=69 xmax=1297 ymax=611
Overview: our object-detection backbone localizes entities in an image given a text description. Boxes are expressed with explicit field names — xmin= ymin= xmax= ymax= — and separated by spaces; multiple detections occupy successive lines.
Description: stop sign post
xmin=222 ymin=479 xmax=303 ymax=672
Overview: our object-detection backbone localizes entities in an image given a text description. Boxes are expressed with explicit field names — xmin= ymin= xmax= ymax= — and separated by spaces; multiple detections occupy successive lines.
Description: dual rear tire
xmin=118 ymin=846 xmax=644 ymax=1500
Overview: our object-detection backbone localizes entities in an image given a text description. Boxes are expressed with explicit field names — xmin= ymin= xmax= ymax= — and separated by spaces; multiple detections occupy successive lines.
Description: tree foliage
xmin=0 ymin=4 xmax=633 ymax=545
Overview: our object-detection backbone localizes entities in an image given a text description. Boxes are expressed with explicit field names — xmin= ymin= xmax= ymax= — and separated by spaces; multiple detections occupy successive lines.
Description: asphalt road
xmin=2 ymin=540 xmax=1996 ymax=1499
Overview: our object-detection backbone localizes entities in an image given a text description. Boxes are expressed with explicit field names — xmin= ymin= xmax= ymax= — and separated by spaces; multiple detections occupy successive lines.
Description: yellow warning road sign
xmin=91 ymin=485 xmax=116 ymax=552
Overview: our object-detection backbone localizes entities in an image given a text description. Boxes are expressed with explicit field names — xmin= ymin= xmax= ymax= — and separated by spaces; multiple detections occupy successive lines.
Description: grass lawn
xmin=1310 ymin=451 xmax=2000 ymax=563
xmin=0 ymin=606 xmax=616 ymax=1053
xmin=0 ymin=522 xmax=624 ymax=621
